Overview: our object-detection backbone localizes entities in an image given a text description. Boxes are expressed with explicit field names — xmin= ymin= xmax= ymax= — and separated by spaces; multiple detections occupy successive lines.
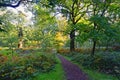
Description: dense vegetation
xmin=58 ymin=49 xmax=120 ymax=80
xmin=0 ymin=0 xmax=120 ymax=80
xmin=0 ymin=49 xmax=56 ymax=80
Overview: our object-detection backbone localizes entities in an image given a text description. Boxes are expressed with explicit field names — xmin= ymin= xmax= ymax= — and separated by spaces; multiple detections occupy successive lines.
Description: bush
xmin=57 ymin=49 xmax=70 ymax=54
xmin=112 ymin=45 xmax=120 ymax=51
xmin=57 ymin=48 xmax=92 ymax=55
xmin=71 ymin=52 xmax=120 ymax=76
xmin=0 ymin=54 xmax=8 ymax=63
xmin=0 ymin=52 xmax=56 ymax=80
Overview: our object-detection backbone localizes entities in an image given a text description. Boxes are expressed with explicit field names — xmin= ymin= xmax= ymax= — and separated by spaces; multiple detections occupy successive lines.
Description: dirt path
xmin=58 ymin=55 xmax=88 ymax=80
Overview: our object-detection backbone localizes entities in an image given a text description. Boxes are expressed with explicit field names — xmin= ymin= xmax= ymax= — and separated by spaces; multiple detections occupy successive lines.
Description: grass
xmin=0 ymin=49 xmax=19 ymax=59
xmin=63 ymin=56 xmax=118 ymax=80
xmin=77 ymin=63 xmax=118 ymax=80
xmin=0 ymin=49 xmax=12 ymax=55
xmin=33 ymin=56 xmax=66 ymax=80
xmin=84 ymin=68 xmax=118 ymax=80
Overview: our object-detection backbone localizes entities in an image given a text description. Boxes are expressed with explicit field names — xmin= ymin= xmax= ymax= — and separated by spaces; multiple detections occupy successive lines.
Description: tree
xmin=87 ymin=0 xmax=120 ymax=56
xmin=47 ymin=0 xmax=90 ymax=51
xmin=33 ymin=5 xmax=58 ymax=50
xmin=55 ymin=16 xmax=68 ymax=49
xmin=0 ymin=9 xmax=18 ymax=49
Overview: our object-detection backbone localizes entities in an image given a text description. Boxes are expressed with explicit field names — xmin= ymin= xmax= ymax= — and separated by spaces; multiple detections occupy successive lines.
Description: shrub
xmin=57 ymin=48 xmax=92 ymax=55
xmin=57 ymin=49 xmax=70 ymax=54
xmin=71 ymin=52 xmax=120 ymax=76
xmin=112 ymin=45 xmax=120 ymax=51
xmin=0 ymin=52 xmax=56 ymax=80
xmin=0 ymin=54 xmax=8 ymax=64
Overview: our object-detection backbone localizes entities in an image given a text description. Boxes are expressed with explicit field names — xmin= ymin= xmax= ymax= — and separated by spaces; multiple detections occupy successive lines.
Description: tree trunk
xmin=18 ymin=27 xmax=23 ymax=49
xmin=18 ymin=39 xmax=23 ymax=48
xmin=91 ymin=40 xmax=96 ymax=56
xmin=70 ymin=29 xmax=75 ymax=51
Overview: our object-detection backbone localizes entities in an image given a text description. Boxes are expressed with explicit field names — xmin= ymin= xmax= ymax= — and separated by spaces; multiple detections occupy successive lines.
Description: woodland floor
xmin=58 ymin=55 xmax=88 ymax=80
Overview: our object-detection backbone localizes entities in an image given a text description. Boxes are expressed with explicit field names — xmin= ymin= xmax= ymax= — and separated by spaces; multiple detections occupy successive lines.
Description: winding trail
xmin=58 ymin=55 xmax=88 ymax=80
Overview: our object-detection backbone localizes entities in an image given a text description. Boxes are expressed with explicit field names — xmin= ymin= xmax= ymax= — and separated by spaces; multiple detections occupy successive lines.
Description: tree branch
xmin=100 ymin=1 xmax=111 ymax=16
xmin=0 ymin=0 xmax=22 ymax=8
xmin=75 ymin=4 xmax=90 ymax=24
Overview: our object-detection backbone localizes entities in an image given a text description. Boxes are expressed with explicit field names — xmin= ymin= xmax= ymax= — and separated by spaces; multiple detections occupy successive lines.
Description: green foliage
xmin=89 ymin=15 xmax=110 ymax=40
xmin=84 ymin=69 xmax=118 ymax=80
xmin=33 ymin=5 xmax=58 ymax=49
xmin=0 ymin=52 xmax=56 ymax=80
xmin=33 ymin=56 xmax=66 ymax=80
xmin=70 ymin=52 xmax=120 ymax=78
xmin=0 ymin=16 xmax=12 ymax=32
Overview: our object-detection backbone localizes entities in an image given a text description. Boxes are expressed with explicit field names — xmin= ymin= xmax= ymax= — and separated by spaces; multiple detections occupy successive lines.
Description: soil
xmin=58 ymin=55 xmax=88 ymax=80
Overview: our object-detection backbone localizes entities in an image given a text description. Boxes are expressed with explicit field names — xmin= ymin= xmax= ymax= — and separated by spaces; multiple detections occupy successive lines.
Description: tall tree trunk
xmin=91 ymin=40 xmax=96 ymax=56
xmin=91 ymin=20 xmax=97 ymax=56
xmin=18 ymin=27 xmax=23 ymax=49
xmin=70 ymin=29 xmax=75 ymax=51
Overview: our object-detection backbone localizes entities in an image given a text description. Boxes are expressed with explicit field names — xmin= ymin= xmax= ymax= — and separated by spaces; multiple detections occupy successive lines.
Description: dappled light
xmin=0 ymin=0 xmax=120 ymax=80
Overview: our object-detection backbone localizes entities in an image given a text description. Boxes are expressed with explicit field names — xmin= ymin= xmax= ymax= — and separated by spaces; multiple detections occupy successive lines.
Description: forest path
xmin=58 ymin=55 xmax=88 ymax=80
